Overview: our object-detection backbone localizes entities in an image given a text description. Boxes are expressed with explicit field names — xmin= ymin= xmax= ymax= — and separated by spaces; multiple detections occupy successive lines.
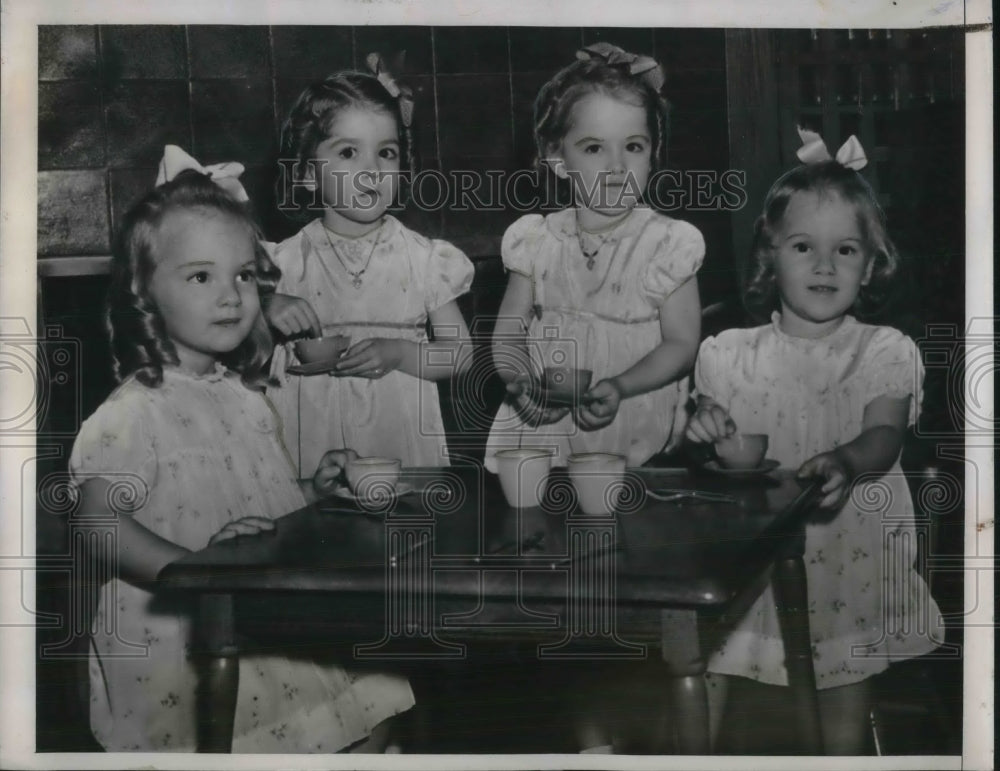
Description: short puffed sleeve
xmin=424 ymin=238 xmax=474 ymax=312
xmin=693 ymin=332 xmax=739 ymax=409
xmin=859 ymin=327 xmax=924 ymax=426
xmin=501 ymin=214 xmax=547 ymax=278
xmin=68 ymin=386 xmax=158 ymax=511
xmin=641 ymin=218 xmax=705 ymax=304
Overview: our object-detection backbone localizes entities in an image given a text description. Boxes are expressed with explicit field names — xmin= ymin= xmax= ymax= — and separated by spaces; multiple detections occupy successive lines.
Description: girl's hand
xmin=576 ymin=378 xmax=623 ymax=431
xmin=685 ymin=399 xmax=737 ymax=444
xmin=797 ymin=451 xmax=853 ymax=510
xmin=506 ymin=374 xmax=569 ymax=427
xmin=266 ymin=293 xmax=322 ymax=339
xmin=208 ymin=516 xmax=276 ymax=546
xmin=334 ymin=338 xmax=403 ymax=379
xmin=313 ymin=448 xmax=359 ymax=496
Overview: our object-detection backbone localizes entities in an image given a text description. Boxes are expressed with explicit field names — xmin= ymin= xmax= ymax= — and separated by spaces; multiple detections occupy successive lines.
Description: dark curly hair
xmin=276 ymin=67 xmax=416 ymax=221
xmin=106 ymin=169 xmax=280 ymax=390
xmin=533 ymin=53 xmax=670 ymax=175
xmin=743 ymin=160 xmax=901 ymax=323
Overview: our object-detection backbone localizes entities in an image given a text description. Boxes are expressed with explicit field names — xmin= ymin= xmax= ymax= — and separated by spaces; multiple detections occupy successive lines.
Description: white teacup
xmin=494 ymin=448 xmax=554 ymax=508
xmin=714 ymin=433 xmax=769 ymax=470
xmin=345 ymin=456 xmax=401 ymax=500
xmin=567 ymin=452 xmax=627 ymax=516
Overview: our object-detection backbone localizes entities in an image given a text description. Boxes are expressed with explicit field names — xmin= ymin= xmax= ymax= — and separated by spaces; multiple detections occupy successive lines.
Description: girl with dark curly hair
xmin=265 ymin=55 xmax=474 ymax=475
xmin=485 ymin=42 xmax=704 ymax=474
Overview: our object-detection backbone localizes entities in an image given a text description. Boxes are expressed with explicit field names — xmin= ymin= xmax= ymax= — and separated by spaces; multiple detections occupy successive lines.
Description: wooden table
xmin=158 ymin=464 xmax=825 ymax=754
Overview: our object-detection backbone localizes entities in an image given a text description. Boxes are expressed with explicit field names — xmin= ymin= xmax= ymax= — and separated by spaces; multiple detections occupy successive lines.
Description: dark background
xmin=35 ymin=25 xmax=966 ymax=754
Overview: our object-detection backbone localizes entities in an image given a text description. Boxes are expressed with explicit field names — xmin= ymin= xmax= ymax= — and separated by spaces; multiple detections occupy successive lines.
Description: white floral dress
xmin=696 ymin=314 xmax=944 ymax=688
xmin=267 ymin=215 xmax=474 ymax=475
xmin=484 ymin=207 xmax=704 ymax=470
xmin=69 ymin=365 xmax=414 ymax=751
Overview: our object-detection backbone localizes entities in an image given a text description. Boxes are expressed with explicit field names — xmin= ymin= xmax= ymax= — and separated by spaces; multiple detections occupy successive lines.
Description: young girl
xmin=265 ymin=56 xmax=474 ymax=475
xmin=485 ymin=42 xmax=702 ymax=470
xmin=685 ymin=130 xmax=944 ymax=754
xmin=69 ymin=169 xmax=414 ymax=752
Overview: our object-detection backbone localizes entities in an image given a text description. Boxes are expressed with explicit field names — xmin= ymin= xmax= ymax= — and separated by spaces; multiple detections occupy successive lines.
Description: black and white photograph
xmin=0 ymin=0 xmax=992 ymax=768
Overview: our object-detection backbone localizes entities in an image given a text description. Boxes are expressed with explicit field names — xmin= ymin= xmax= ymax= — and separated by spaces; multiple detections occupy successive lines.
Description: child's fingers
xmin=685 ymin=416 xmax=714 ymax=443
xmin=709 ymin=407 xmax=733 ymax=438
xmin=299 ymin=303 xmax=323 ymax=338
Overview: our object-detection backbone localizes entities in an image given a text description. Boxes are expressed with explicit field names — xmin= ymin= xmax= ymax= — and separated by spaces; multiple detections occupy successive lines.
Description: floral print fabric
xmin=696 ymin=315 xmax=944 ymax=688
xmin=267 ymin=215 xmax=474 ymax=474
xmin=69 ymin=365 xmax=414 ymax=751
xmin=484 ymin=207 xmax=704 ymax=469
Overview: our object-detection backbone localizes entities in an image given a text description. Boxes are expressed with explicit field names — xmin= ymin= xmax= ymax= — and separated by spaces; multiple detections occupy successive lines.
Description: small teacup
xmin=714 ymin=433 xmax=769 ymax=470
xmin=345 ymin=456 xmax=401 ymax=500
xmin=294 ymin=334 xmax=351 ymax=364
xmin=566 ymin=452 xmax=627 ymax=516
xmin=543 ymin=366 xmax=593 ymax=401
xmin=494 ymin=448 xmax=554 ymax=508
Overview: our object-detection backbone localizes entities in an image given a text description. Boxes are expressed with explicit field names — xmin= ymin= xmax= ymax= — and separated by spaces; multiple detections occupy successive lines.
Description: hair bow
xmin=795 ymin=127 xmax=868 ymax=170
xmin=365 ymin=52 xmax=414 ymax=128
xmin=576 ymin=41 xmax=666 ymax=93
xmin=155 ymin=145 xmax=249 ymax=201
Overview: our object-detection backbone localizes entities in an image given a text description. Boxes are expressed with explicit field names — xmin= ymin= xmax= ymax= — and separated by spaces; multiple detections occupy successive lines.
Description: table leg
xmin=772 ymin=555 xmax=824 ymax=754
xmin=197 ymin=593 xmax=238 ymax=753
xmin=660 ymin=609 xmax=710 ymax=754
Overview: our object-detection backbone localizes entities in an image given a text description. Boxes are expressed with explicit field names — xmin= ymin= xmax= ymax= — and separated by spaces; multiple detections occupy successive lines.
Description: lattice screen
xmin=776 ymin=28 xmax=965 ymax=210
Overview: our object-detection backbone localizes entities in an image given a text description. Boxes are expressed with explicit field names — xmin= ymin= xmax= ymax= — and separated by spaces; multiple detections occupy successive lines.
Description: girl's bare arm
xmin=607 ymin=277 xmax=701 ymax=398
xmin=491 ymin=272 xmax=536 ymax=384
xmin=75 ymin=477 xmax=190 ymax=585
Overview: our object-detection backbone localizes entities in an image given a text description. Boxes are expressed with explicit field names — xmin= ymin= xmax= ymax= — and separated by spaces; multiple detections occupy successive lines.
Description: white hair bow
xmin=155 ymin=145 xmax=249 ymax=202
xmin=795 ymin=127 xmax=868 ymax=170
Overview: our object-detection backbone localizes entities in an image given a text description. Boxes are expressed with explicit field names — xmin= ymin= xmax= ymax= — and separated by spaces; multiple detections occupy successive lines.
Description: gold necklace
xmin=322 ymin=224 xmax=382 ymax=289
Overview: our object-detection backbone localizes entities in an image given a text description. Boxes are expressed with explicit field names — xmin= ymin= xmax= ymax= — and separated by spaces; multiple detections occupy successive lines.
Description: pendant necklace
xmin=576 ymin=210 xmax=631 ymax=270
xmin=322 ymin=224 xmax=382 ymax=289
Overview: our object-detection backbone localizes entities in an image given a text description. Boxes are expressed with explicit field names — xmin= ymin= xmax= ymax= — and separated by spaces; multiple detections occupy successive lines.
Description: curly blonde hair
xmin=106 ymin=170 xmax=280 ymax=390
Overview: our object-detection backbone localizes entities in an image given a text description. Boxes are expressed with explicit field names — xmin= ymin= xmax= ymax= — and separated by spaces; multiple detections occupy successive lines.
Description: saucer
xmin=329 ymin=481 xmax=416 ymax=504
xmin=701 ymin=459 xmax=780 ymax=478
xmin=536 ymin=387 xmax=597 ymax=408
xmin=286 ymin=359 xmax=340 ymax=376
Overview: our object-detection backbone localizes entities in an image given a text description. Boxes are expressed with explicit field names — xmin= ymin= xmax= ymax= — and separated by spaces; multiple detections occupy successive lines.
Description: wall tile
xmin=192 ymin=80 xmax=277 ymax=166
xmin=109 ymin=167 xmax=154 ymax=235
xmin=101 ymin=26 xmax=187 ymax=80
xmin=38 ymin=170 xmax=109 ymax=255
xmin=667 ymin=67 xmax=727 ymax=111
xmin=581 ymin=28 xmax=655 ymax=56
xmin=510 ymin=71 xmax=550 ymax=165
xmin=239 ymin=164 xmax=284 ymax=235
xmin=436 ymin=75 xmax=512 ymax=161
xmin=508 ymin=28 xmax=583 ymax=73
xmin=39 ymin=26 xmax=98 ymax=80
xmin=105 ymin=81 xmax=190 ymax=167
xmin=355 ymin=26 xmax=433 ymax=75
xmin=439 ymin=156 xmax=516 ymax=240
xmin=38 ymin=82 xmax=105 ymax=169
xmin=188 ymin=26 xmax=271 ymax=79
xmin=434 ymin=27 xmax=509 ymax=74
xmin=271 ymin=26 xmax=353 ymax=80
xmin=653 ymin=29 xmax=725 ymax=74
